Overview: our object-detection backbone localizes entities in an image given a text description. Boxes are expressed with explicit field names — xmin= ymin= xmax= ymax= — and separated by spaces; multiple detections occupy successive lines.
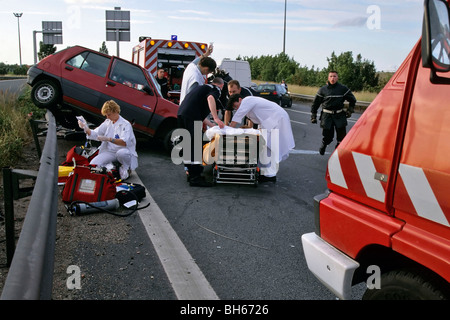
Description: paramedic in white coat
xmin=179 ymin=45 xmax=216 ymax=104
xmin=78 ymin=100 xmax=138 ymax=180
xmin=227 ymin=94 xmax=295 ymax=182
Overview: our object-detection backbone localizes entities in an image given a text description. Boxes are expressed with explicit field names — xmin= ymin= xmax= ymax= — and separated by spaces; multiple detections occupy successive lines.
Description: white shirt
xmin=88 ymin=115 xmax=138 ymax=167
xmin=179 ymin=59 xmax=206 ymax=104
xmin=232 ymin=96 xmax=295 ymax=162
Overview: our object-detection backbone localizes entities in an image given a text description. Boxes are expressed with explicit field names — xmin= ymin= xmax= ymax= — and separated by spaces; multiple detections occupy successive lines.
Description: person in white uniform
xmin=78 ymin=100 xmax=138 ymax=180
xmin=179 ymin=45 xmax=216 ymax=104
xmin=226 ymin=94 xmax=295 ymax=182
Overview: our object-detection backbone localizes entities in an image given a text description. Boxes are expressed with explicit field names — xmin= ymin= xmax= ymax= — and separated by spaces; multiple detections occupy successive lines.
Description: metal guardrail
xmin=290 ymin=93 xmax=371 ymax=112
xmin=1 ymin=110 xmax=58 ymax=300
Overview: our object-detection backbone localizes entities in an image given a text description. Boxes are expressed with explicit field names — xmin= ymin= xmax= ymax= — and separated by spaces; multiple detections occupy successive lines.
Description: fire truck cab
xmin=132 ymin=37 xmax=208 ymax=104
xmin=302 ymin=0 xmax=450 ymax=300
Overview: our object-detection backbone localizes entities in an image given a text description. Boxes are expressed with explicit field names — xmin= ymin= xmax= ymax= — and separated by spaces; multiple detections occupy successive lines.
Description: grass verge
xmin=0 ymin=88 xmax=46 ymax=168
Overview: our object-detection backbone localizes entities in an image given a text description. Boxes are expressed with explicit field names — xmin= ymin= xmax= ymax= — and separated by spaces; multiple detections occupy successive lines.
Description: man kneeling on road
xmin=226 ymin=94 xmax=295 ymax=182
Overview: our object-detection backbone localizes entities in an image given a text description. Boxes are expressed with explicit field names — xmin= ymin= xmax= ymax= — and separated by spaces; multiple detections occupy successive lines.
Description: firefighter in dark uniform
xmin=177 ymin=77 xmax=224 ymax=186
xmin=311 ymin=71 xmax=357 ymax=155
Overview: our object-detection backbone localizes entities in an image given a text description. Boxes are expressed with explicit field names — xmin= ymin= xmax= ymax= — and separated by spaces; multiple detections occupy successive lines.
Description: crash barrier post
xmin=29 ymin=118 xmax=48 ymax=159
xmin=1 ymin=110 xmax=58 ymax=300
xmin=2 ymin=168 xmax=38 ymax=267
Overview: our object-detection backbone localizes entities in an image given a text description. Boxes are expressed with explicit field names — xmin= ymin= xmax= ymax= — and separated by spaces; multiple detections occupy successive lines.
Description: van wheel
xmin=31 ymin=79 xmax=61 ymax=108
xmin=362 ymin=269 xmax=449 ymax=300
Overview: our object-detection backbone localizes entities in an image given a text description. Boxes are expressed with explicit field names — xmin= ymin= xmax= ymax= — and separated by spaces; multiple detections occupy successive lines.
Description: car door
xmin=61 ymin=50 xmax=111 ymax=115
xmin=101 ymin=58 xmax=157 ymax=132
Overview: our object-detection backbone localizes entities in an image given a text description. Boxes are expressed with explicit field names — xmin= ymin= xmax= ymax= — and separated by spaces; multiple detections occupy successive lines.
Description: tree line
xmin=240 ymin=51 xmax=393 ymax=92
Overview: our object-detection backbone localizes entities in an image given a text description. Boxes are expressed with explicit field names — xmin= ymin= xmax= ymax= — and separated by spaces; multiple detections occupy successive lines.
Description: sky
xmin=1 ymin=0 xmax=424 ymax=72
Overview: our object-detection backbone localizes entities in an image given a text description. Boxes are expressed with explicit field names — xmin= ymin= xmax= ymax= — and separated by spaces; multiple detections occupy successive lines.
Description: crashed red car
xmin=27 ymin=45 xmax=179 ymax=151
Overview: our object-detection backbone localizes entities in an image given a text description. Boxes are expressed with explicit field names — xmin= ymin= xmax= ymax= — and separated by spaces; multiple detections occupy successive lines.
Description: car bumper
xmin=301 ymin=232 xmax=360 ymax=300
xmin=26 ymin=66 xmax=43 ymax=86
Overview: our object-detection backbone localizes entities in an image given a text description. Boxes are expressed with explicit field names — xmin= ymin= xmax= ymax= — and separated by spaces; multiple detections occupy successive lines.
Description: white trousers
xmin=90 ymin=149 xmax=134 ymax=170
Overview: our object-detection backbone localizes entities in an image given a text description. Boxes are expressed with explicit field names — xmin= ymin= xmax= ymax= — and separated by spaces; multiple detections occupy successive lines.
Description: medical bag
xmin=61 ymin=143 xmax=98 ymax=167
xmin=61 ymin=166 xmax=117 ymax=203
xmin=115 ymin=183 xmax=146 ymax=205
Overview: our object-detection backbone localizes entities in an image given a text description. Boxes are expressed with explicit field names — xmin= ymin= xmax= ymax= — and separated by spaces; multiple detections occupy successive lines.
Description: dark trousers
xmin=322 ymin=125 xmax=347 ymax=146
xmin=177 ymin=115 xmax=203 ymax=179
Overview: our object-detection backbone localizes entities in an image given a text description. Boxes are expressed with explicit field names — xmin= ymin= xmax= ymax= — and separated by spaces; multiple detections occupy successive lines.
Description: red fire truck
xmin=132 ymin=37 xmax=209 ymax=104
xmin=302 ymin=0 xmax=450 ymax=299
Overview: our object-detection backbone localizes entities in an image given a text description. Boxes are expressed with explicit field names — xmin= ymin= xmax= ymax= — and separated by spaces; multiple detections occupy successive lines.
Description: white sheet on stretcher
xmin=205 ymin=126 xmax=260 ymax=141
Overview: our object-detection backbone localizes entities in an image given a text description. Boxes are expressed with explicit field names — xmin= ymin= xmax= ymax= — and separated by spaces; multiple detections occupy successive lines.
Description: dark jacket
xmin=178 ymin=84 xmax=222 ymax=121
xmin=311 ymin=82 xmax=357 ymax=129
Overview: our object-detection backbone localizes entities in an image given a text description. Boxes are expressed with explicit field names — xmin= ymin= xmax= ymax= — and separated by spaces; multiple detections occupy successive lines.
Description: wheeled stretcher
xmin=203 ymin=127 xmax=262 ymax=186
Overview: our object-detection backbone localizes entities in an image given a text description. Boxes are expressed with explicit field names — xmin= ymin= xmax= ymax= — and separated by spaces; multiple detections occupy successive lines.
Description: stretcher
xmin=203 ymin=127 xmax=262 ymax=186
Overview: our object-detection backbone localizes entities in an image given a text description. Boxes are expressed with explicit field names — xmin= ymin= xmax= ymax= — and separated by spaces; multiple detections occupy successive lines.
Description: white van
xmin=218 ymin=59 xmax=253 ymax=88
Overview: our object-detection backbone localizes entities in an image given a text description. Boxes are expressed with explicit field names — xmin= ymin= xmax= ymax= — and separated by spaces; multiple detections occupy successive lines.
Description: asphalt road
xmin=2 ymin=77 xmax=367 ymax=305
xmin=132 ymin=101 xmax=365 ymax=301
xmin=0 ymin=78 xmax=27 ymax=96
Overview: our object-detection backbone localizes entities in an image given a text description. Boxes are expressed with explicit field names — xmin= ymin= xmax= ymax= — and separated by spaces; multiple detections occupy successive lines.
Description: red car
xmin=27 ymin=45 xmax=179 ymax=151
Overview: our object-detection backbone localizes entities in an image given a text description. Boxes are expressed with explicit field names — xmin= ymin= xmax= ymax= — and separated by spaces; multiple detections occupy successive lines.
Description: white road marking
xmin=130 ymin=174 xmax=219 ymax=300
xmin=290 ymin=120 xmax=307 ymax=125
xmin=289 ymin=149 xmax=321 ymax=155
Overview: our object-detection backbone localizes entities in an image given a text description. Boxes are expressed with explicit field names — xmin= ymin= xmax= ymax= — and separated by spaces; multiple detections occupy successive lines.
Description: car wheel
xmin=162 ymin=127 xmax=179 ymax=153
xmin=31 ymin=79 xmax=61 ymax=108
xmin=362 ymin=269 xmax=449 ymax=300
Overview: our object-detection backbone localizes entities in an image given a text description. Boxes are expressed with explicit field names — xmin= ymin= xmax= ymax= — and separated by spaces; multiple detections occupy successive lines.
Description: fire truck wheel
xmin=362 ymin=269 xmax=450 ymax=300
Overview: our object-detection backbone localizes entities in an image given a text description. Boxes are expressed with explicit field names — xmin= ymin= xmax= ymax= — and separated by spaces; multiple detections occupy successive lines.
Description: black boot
xmin=319 ymin=143 xmax=327 ymax=155
xmin=189 ymin=175 xmax=213 ymax=187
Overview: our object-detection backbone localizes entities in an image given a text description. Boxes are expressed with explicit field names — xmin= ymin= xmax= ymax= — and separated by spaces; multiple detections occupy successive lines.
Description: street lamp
xmin=13 ymin=13 xmax=23 ymax=66
xmin=283 ymin=0 xmax=287 ymax=54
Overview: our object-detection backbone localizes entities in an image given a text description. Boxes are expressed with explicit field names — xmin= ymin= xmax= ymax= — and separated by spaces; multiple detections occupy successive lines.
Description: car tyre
xmin=162 ymin=127 xmax=179 ymax=154
xmin=362 ymin=269 xmax=450 ymax=300
xmin=31 ymin=79 xmax=61 ymax=108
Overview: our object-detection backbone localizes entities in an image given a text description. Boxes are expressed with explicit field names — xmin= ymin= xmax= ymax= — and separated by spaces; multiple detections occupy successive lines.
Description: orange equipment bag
xmin=61 ymin=166 xmax=117 ymax=203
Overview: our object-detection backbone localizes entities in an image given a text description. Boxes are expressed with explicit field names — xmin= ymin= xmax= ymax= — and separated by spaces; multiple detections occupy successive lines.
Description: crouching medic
xmin=78 ymin=100 xmax=138 ymax=180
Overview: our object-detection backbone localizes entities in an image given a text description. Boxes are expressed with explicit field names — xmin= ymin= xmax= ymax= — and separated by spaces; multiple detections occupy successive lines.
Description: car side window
xmin=66 ymin=51 xmax=110 ymax=77
xmin=109 ymin=59 xmax=148 ymax=90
